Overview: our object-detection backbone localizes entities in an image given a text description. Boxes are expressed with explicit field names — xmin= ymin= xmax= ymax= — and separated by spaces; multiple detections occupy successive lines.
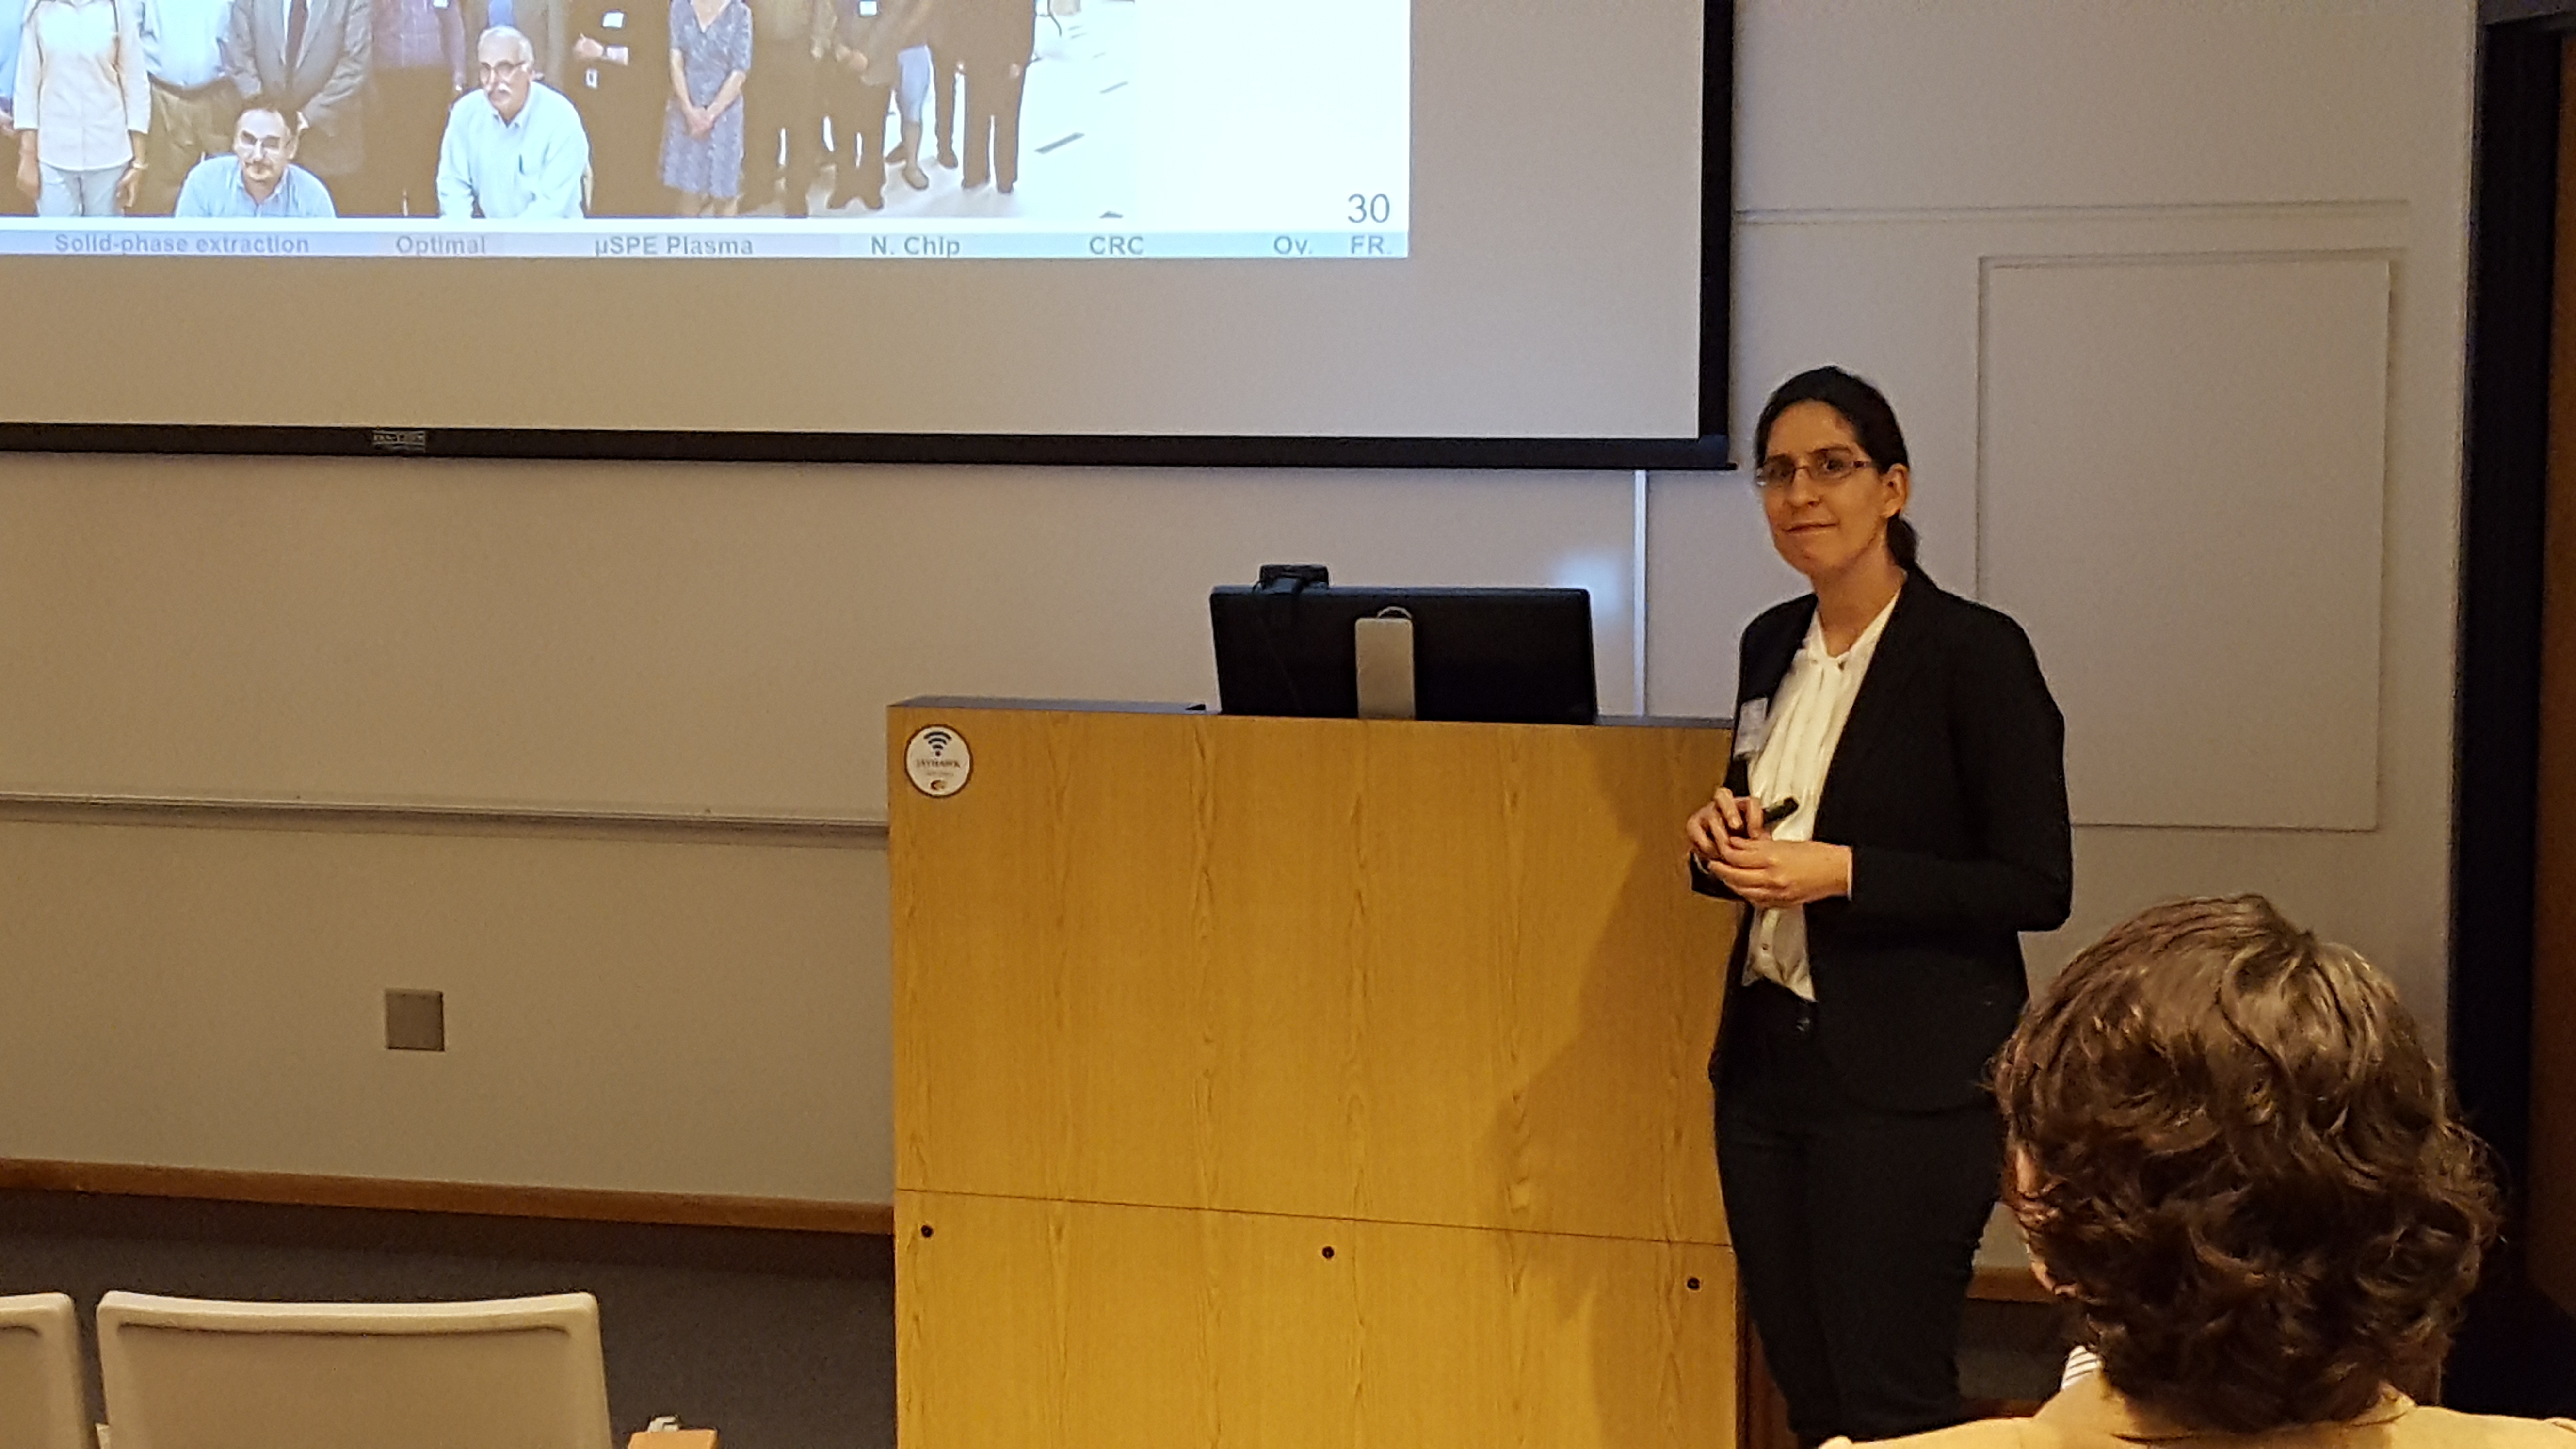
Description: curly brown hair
xmin=1994 ymin=895 xmax=2497 ymax=1433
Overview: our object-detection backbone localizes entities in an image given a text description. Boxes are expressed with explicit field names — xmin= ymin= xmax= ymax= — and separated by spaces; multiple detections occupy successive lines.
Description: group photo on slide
xmin=0 ymin=0 xmax=1128 ymax=222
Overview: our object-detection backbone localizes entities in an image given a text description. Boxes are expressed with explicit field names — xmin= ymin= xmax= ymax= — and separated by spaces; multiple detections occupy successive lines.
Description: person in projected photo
xmin=881 ymin=1 xmax=933 ymax=192
xmin=224 ymin=0 xmax=373 ymax=196
xmin=819 ymin=0 xmax=923 ymax=209
xmin=356 ymin=0 xmax=467 ymax=216
xmin=0 ymin=0 xmax=30 ymax=216
xmin=436 ymin=24 xmax=589 ymax=216
xmin=920 ymin=0 xmax=956 ymax=170
xmin=658 ymin=0 xmax=747 ymax=215
xmin=1685 ymin=365 xmax=2071 ymax=1444
xmin=735 ymin=0 xmax=825 ymax=216
xmin=173 ymin=90 xmax=334 ymax=213
xmin=815 ymin=0 xmax=880 ymax=209
xmin=14 ymin=0 xmax=150 ymax=216
xmin=462 ymin=0 xmax=562 ymax=86
xmin=564 ymin=0 xmax=666 ymax=213
xmin=132 ymin=0 xmax=240 ymax=214
xmin=951 ymin=0 xmax=1025 ymax=193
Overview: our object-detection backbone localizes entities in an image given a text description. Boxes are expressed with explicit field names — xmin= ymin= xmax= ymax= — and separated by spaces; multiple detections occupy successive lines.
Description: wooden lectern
xmin=889 ymin=700 xmax=1739 ymax=1448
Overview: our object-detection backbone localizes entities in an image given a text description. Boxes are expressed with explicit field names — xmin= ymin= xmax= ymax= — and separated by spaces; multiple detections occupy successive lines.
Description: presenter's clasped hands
xmin=1686 ymin=789 xmax=1853 ymax=909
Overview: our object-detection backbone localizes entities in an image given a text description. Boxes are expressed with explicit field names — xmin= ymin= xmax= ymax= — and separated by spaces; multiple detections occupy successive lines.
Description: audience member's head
xmin=477 ymin=27 xmax=537 ymax=120
xmin=1993 ymin=895 xmax=2496 ymax=1433
xmin=231 ymin=97 xmax=298 ymax=202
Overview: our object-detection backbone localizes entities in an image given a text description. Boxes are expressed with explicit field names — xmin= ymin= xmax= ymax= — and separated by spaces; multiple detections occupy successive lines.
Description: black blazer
xmin=1693 ymin=571 xmax=2073 ymax=1111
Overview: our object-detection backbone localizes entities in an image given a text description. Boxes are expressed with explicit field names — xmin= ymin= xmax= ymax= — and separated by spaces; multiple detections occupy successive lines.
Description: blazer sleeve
xmin=304 ymin=0 xmax=369 ymax=129
xmin=225 ymin=0 xmax=260 ymax=99
xmin=1688 ymin=739 xmax=1753 ymax=900
xmin=1690 ymin=852 xmax=1740 ymax=902
xmin=1688 ymin=618 xmax=1773 ymax=905
xmin=1841 ymin=613 xmax=2072 ymax=935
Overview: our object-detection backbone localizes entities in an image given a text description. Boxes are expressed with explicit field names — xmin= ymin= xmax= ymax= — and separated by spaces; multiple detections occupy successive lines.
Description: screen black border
xmin=0 ymin=0 xmax=1735 ymax=472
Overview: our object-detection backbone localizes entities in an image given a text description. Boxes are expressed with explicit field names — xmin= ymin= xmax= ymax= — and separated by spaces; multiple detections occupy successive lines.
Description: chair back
xmin=97 ymin=1291 xmax=612 ymax=1449
xmin=0 ymin=1292 xmax=89 ymax=1449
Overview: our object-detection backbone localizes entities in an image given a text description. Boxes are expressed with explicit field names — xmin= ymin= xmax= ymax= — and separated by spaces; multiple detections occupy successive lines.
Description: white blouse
xmin=1740 ymin=591 xmax=1899 ymax=1000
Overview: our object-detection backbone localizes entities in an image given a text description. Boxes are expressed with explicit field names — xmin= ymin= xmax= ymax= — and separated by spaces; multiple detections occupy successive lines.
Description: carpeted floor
xmin=0 ymin=1190 xmax=895 ymax=1449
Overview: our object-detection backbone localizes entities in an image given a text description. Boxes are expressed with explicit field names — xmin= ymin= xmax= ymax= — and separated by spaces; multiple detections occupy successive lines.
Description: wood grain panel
xmin=889 ymin=706 xmax=1735 ymax=1245
xmin=1329 ymin=718 xmax=1731 ymax=1243
xmin=895 ymin=1190 xmax=1735 ymax=1449
xmin=888 ymin=705 xmax=1228 ymax=1209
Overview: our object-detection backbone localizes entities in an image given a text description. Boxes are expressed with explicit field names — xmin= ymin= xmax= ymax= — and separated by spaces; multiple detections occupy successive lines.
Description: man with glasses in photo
xmin=175 ymin=92 xmax=336 ymax=214
xmin=224 ymin=0 xmax=373 ymax=195
xmin=435 ymin=23 xmax=588 ymax=217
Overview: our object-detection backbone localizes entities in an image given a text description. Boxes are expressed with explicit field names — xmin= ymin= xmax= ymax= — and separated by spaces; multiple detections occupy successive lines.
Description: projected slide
xmin=0 ymin=0 xmax=1404 ymax=258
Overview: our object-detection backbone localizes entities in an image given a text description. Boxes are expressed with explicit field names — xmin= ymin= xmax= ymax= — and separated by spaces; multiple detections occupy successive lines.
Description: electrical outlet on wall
xmin=384 ymin=989 xmax=445 ymax=1051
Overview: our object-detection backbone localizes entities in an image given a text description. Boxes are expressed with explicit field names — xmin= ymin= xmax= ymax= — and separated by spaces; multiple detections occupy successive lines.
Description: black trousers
xmin=928 ymin=41 xmax=962 ymax=154
xmin=959 ymin=59 xmax=1023 ymax=188
xmin=1717 ymin=979 xmax=2002 ymax=1446
xmin=822 ymin=65 xmax=891 ymax=201
xmin=741 ymin=35 xmax=821 ymax=211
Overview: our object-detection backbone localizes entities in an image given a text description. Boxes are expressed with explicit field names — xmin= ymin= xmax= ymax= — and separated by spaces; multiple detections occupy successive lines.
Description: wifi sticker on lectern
xmin=904 ymin=725 xmax=974 ymax=797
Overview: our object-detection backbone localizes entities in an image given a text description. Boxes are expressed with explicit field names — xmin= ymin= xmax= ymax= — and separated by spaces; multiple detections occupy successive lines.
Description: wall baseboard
xmin=0 ymin=1158 xmax=894 ymax=1237
xmin=0 ymin=1161 xmax=2044 ymax=1300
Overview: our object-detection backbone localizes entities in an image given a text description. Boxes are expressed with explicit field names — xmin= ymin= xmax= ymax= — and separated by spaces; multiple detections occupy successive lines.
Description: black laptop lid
xmin=1209 ymin=584 xmax=1597 ymax=725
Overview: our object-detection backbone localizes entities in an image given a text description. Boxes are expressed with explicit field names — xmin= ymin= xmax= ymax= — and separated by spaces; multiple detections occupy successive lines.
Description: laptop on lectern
xmin=1209 ymin=567 xmax=1597 ymax=725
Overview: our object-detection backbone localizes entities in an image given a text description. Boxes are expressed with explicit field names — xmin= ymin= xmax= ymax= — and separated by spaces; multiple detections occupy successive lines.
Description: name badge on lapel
xmin=1733 ymin=698 xmax=1769 ymax=760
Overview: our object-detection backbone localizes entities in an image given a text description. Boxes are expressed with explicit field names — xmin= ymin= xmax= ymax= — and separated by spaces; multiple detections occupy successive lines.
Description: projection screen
xmin=0 ymin=0 xmax=1727 ymax=465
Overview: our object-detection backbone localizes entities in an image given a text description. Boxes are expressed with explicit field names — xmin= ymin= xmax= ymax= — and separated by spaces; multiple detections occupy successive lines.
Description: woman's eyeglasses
xmin=1755 ymin=453 xmax=1878 ymax=491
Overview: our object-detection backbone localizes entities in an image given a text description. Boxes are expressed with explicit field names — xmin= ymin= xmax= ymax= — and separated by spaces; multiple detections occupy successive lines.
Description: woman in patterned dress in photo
xmin=660 ymin=0 xmax=749 ymax=215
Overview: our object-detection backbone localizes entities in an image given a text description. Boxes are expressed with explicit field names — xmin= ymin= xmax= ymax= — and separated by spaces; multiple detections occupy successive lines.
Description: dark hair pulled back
xmin=1753 ymin=366 xmax=1919 ymax=572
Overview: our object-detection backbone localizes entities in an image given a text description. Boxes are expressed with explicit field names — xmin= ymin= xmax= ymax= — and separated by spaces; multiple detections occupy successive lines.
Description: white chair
xmin=97 ymin=1291 xmax=612 ymax=1449
xmin=0 ymin=1292 xmax=88 ymax=1449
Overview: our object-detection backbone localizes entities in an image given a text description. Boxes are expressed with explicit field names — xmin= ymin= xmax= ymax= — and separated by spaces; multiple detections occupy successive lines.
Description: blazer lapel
xmin=1726 ymin=597 xmax=1813 ymax=793
xmin=1813 ymin=572 xmax=1937 ymax=829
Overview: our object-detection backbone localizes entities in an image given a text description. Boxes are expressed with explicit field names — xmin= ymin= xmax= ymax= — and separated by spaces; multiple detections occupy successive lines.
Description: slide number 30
xmin=1347 ymin=193 xmax=1392 ymax=224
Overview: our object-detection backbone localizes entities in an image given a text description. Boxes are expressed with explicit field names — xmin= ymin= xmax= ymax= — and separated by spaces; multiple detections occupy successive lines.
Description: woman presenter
xmin=1687 ymin=365 xmax=2074 ymax=1445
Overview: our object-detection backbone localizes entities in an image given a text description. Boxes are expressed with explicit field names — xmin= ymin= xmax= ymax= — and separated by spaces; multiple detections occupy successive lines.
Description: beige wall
xmin=0 ymin=814 xmax=888 ymax=1199
xmin=1653 ymin=0 xmax=2475 ymax=1033
xmin=0 ymin=460 xmax=1643 ymax=820
xmin=0 ymin=0 xmax=2479 ymax=1205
